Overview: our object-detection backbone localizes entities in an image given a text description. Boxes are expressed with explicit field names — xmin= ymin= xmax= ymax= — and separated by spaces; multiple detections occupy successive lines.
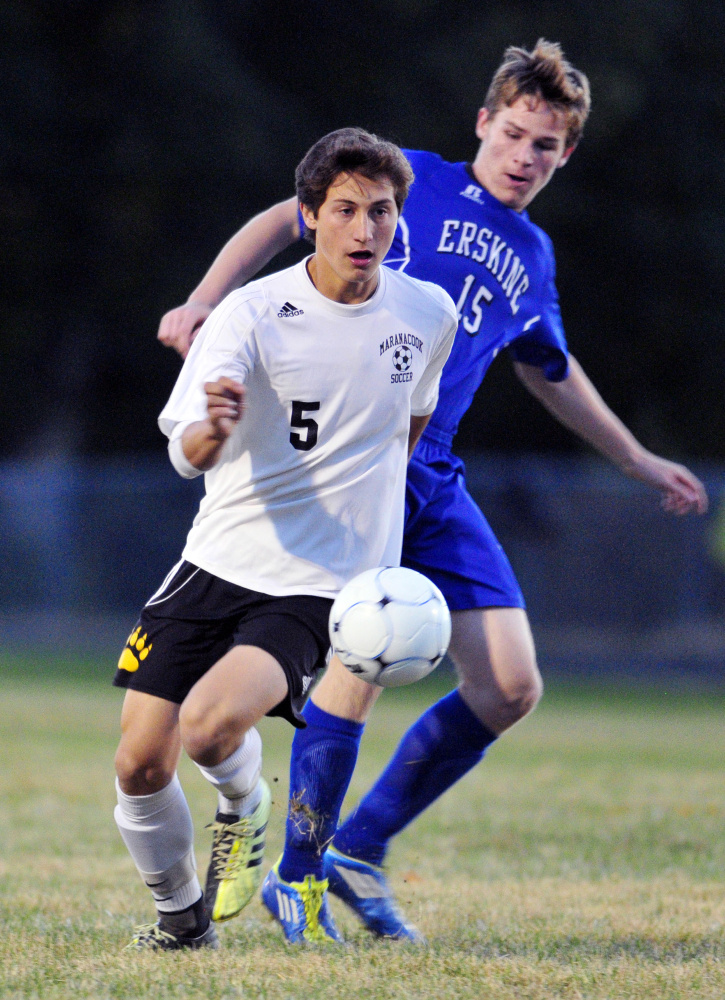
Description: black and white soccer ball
xmin=393 ymin=347 xmax=413 ymax=371
xmin=329 ymin=567 xmax=451 ymax=687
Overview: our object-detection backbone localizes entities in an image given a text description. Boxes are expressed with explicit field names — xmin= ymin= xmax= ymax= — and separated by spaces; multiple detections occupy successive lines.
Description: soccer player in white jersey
xmin=112 ymin=127 xmax=457 ymax=949
xmin=155 ymin=41 xmax=707 ymax=943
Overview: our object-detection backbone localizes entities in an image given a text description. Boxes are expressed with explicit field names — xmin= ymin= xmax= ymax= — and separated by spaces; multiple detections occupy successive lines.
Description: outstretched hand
xmin=204 ymin=377 xmax=245 ymax=439
xmin=158 ymin=302 xmax=213 ymax=358
xmin=628 ymin=452 xmax=708 ymax=516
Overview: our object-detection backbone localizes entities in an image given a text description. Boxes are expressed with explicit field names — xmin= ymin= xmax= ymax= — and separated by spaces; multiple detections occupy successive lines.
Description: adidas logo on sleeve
xmin=277 ymin=302 xmax=305 ymax=318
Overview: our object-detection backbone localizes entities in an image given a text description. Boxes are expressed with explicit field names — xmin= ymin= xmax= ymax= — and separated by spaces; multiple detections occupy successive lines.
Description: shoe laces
xmin=299 ymin=876 xmax=331 ymax=942
xmin=126 ymin=922 xmax=178 ymax=950
xmin=206 ymin=817 xmax=252 ymax=879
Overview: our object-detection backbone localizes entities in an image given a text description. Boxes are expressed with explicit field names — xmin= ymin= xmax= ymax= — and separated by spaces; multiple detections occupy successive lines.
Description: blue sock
xmin=278 ymin=700 xmax=364 ymax=883
xmin=332 ymin=689 xmax=496 ymax=866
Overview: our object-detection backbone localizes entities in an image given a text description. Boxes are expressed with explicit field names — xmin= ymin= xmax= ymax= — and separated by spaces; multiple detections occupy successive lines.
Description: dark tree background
xmin=4 ymin=0 xmax=724 ymax=461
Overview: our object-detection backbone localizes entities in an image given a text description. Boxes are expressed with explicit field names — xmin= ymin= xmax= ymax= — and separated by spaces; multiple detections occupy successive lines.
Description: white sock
xmin=114 ymin=774 xmax=201 ymax=914
xmin=195 ymin=727 xmax=263 ymax=817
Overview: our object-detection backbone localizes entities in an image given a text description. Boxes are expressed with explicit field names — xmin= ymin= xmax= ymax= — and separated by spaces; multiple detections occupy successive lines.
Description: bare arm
xmin=514 ymin=355 xmax=708 ymax=515
xmin=180 ymin=377 xmax=245 ymax=473
xmin=158 ymin=197 xmax=301 ymax=358
xmin=408 ymin=414 xmax=431 ymax=459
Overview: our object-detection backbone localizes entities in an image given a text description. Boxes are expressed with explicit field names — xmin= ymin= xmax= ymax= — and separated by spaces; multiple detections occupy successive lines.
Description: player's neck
xmin=468 ymin=160 xmax=528 ymax=213
xmin=306 ymin=256 xmax=380 ymax=305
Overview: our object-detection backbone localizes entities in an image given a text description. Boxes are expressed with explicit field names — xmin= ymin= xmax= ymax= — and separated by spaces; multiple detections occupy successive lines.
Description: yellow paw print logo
xmin=118 ymin=627 xmax=153 ymax=673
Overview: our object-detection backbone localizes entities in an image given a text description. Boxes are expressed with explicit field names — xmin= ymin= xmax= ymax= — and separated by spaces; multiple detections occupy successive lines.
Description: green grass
xmin=1 ymin=653 xmax=723 ymax=999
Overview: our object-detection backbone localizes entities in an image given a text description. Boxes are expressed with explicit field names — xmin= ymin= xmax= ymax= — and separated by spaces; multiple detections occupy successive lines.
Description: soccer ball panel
xmin=333 ymin=601 xmax=392 ymax=660
xmin=374 ymin=657 xmax=436 ymax=688
xmin=337 ymin=654 xmax=383 ymax=685
xmin=383 ymin=603 xmax=445 ymax=662
xmin=376 ymin=567 xmax=433 ymax=605
xmin=329 ymin=567 xmax=451 ymax=688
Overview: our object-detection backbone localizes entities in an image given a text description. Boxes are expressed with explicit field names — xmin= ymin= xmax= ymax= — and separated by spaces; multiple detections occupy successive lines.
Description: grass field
xmin=1 ymin=653 xmax=723 ymax=999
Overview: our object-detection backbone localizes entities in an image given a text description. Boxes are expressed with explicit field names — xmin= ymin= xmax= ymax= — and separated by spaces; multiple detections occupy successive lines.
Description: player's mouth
xmin=348 ymin=250 xmax=374 ymax=268
xmin=506 ymin=172 xmax=531 ymax=188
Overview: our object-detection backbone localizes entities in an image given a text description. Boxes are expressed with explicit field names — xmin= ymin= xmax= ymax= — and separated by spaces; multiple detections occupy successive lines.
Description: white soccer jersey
xmin=159 ymin=257 xmax=457 ymax=598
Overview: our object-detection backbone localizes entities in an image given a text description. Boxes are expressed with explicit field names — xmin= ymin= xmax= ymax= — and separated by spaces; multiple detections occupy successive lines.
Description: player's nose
xmin=515 ymin=142 xmax=536 ymax=165
xmin=354 ymin=212 xmax=374 ymax=241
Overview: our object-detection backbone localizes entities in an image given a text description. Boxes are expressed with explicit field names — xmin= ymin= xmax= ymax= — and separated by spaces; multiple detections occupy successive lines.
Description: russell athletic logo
xmin=278 ymin=301 xmax=304 ymax=318
xmin=460 ymin=183 xmax=484 ymax=203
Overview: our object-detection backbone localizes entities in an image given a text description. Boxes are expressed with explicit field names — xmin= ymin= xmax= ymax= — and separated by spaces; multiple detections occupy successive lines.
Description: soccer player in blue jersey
xmin=157 ymin=40 xmax=708 ymax=942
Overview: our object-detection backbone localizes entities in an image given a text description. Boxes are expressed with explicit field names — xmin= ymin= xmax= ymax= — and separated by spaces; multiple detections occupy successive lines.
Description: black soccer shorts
xmin=113 ymin=560 xmax=333 ymax=727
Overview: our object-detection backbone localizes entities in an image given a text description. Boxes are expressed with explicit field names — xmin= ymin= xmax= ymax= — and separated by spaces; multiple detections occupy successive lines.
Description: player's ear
xmin=474 ymin=107 xmax=491 ymax=141
xmin=557 ymin=143 xmax=577 ymax=169
xmin=300 ymin=202 xmax=318 ymax=231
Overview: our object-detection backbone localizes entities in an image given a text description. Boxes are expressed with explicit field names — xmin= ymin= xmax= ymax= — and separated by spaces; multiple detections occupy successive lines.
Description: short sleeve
xmin=401 ymin=149 xmax=439 ymax=183
xmin=509 ymin=235 xmax=569 ymax=382
xmin=410 ymin=287 xmax=458 ymax=415
xmin=158 ymin=291 xmax=264 ymax=439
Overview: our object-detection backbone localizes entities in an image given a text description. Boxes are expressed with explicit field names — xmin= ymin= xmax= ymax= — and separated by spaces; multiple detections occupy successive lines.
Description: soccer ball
xmin=393 ymin=347 xmax=413 ymax=371
xmin=329 ymin=566 xmax=451 ymax=687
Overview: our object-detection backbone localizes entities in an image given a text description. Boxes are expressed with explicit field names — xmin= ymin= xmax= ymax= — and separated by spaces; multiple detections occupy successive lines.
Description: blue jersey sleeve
xmin=297 ymin=204 xmax=307 ymax=242
xmin=509 ymin=231 xmax=569 ymax=381
xmin=385 ymin=150 xmax=441 ymax=268
xmin=402 ymin=148 xmax=439 ymax=182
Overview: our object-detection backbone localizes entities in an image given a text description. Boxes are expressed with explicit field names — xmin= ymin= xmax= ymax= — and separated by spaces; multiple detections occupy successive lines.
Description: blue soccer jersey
xmin=386 ymin=149 xmax=569 ymax=445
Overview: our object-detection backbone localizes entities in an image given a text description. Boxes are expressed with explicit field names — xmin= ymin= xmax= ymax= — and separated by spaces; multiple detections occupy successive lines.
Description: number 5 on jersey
xmin=290 ymin=401 xmax=320 ymax=451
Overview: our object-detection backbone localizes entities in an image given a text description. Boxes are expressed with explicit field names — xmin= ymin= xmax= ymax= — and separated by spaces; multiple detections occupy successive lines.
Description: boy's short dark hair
xmin=295 ymin=128 xmax=414 ymax=243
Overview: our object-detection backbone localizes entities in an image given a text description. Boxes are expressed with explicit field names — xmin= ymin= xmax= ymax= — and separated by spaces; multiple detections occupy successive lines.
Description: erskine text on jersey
xmin=436 ymin=219 xmax=529 ymax=314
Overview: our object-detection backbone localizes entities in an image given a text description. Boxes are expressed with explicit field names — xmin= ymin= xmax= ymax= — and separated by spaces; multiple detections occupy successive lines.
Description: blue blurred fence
xmin=1 ymin=452 xmax=723 ymax=677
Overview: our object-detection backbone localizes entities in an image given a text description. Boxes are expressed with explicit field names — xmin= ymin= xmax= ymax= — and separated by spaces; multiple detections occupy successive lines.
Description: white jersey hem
xmin=180 ymin=548 xmax=342 ymax=600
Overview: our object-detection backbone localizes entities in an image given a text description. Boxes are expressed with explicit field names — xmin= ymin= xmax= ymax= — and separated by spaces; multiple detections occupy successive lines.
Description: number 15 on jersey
xmin=455 ymin=274 xmax=493 ymax=337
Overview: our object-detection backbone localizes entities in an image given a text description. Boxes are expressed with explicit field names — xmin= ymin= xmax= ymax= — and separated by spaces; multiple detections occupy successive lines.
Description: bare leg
xmin=310 ymin=654 xmax=382 ymax=719
xmin=178 ymin=645 xmax=288 ymax=926
xmin=292 ymin=605 xmax=541 ymax=731
xmin=115 ymin=689 xmax=181 ymax=795
xmin=179 ymin=644 xmax=289 ymax=766
xmin=449 ymin=606 xmax=542 ymax=733
xmin=114 ymin=691 xmax=206 ymax=929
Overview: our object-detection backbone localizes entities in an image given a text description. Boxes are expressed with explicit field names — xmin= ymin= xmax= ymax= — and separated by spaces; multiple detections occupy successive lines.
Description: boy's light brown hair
xmin=484 ymin=39 xmax=591 ymax=147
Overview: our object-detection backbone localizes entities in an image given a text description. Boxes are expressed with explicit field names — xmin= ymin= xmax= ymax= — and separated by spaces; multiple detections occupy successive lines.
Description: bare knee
xmin=116 ymin=689 xmax=181 ymax=795
xmin=449 ymin=607 xmax=543 ymax=734
xmin=496 ymin=667 xmax=543 ymax=721
xmin=179 ymin=699 xmax=242 ymax=767
xmin=114 ymin=740 xmax=176 ymax=796
xmin=460 ymin=666 xmax=542 ymax=733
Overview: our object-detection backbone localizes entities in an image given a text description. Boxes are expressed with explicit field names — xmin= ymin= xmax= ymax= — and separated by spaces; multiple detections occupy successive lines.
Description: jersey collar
xmin=295 ymin=256 xmax=388 ymax=317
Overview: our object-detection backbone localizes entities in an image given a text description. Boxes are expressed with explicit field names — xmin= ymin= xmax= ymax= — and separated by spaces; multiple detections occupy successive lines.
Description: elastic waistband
xmin=421 ymin=424 xmax=454 ymax=449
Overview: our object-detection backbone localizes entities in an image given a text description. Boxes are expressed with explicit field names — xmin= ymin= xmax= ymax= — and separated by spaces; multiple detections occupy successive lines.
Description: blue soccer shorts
xmin=402 ymin=437 xmax=525 ymax=612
